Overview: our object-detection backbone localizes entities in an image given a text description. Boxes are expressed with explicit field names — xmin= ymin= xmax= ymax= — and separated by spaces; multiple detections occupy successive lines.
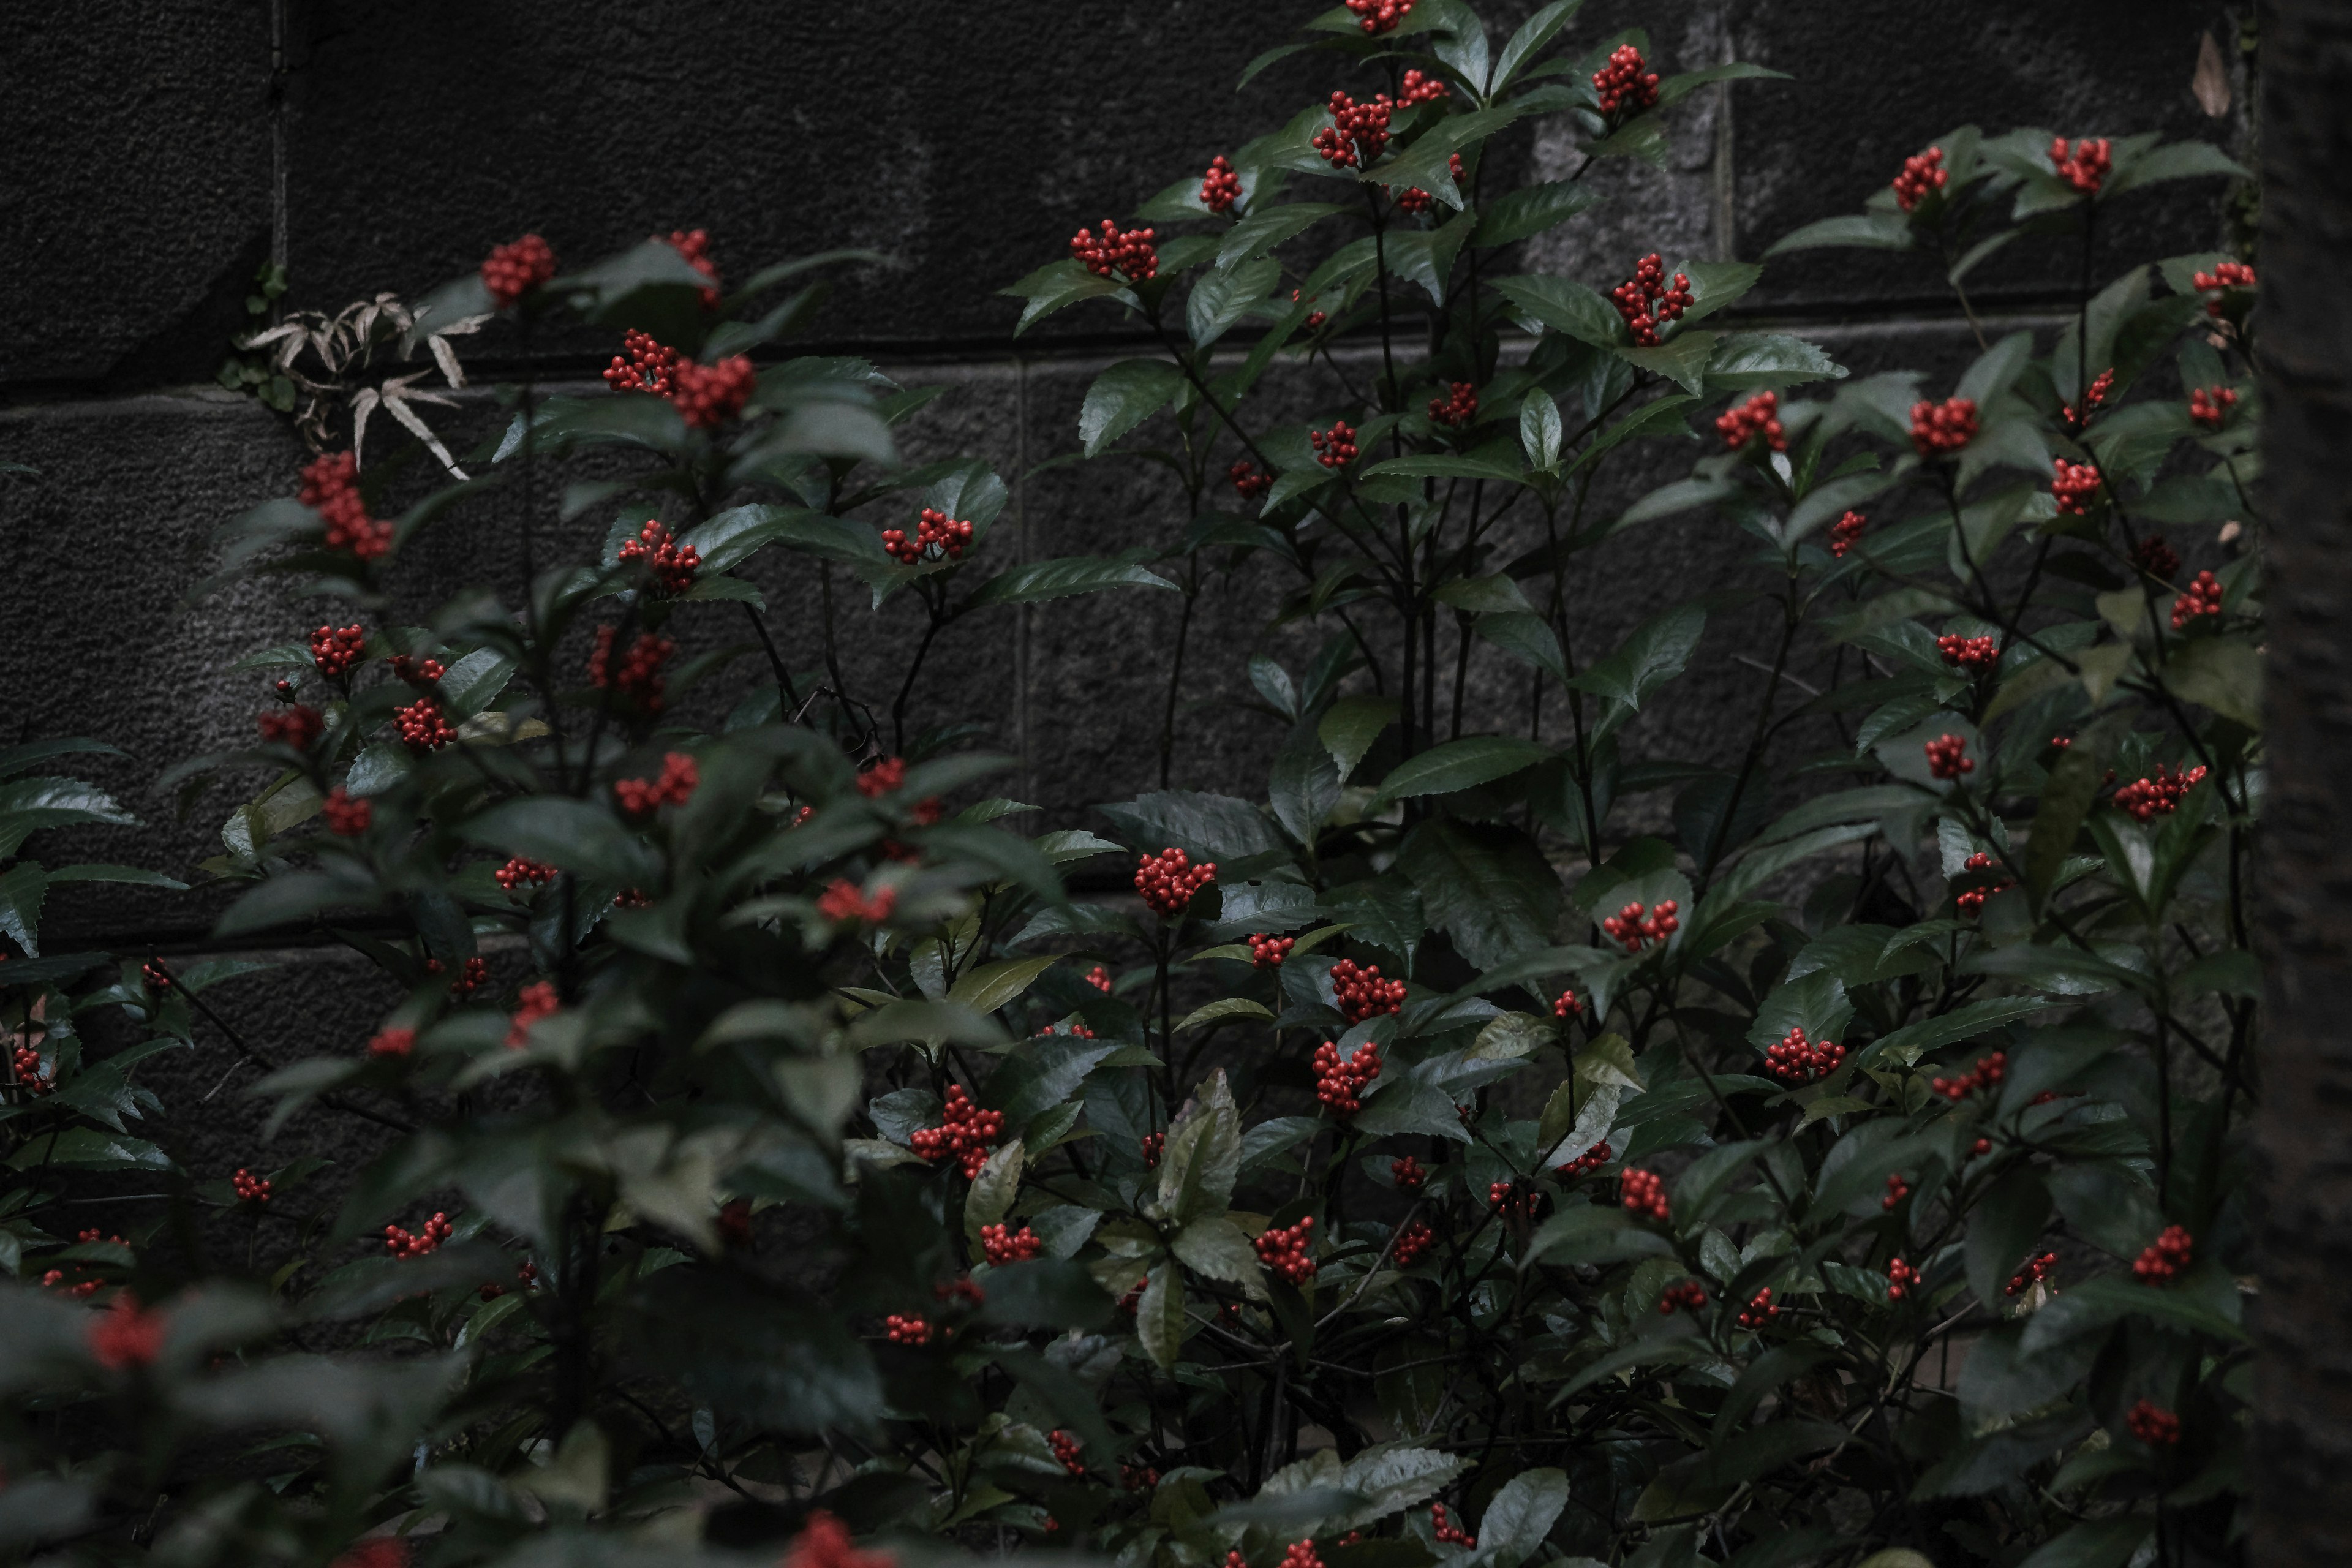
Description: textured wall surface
xmin=1 ymin=1 xmax=2241 ymax=1189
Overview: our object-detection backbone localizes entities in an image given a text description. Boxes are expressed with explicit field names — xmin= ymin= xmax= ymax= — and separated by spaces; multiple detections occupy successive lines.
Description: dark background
xmin=0 ymin=1 xmax=2247 ymax=1183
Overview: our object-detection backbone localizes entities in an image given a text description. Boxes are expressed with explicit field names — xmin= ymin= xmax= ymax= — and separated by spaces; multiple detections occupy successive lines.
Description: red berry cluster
xmin=1087 ymin=964 xmax=1114 ymax=992
xmin=589 ymin=627 xmax=674 ymax=714
xmin=936 ymin=1275 xmax=986 ymax=1308
xmin=2192 ymin=260 xmax=2256 ymax=316
xmin=479 ymin=1259 xmax=542 ymax=1302
xmin=604 ymin=328 xmax=680 ymax=395
xmin=1313 ymin=91 xmax=1393 ymax=169
xmin=1071 ymin=219 xmax=1158 ymax=282
xmin=1400 ymin=69 xmax=1450 ymax=105
xmin=1343 ymin=0 xmax=1412 ymax=33
xmin=1924 ymin=733 xmax=1973 ymax=780
xmin=1292 ymin=290 xmax=1328 ymax=330
xmin=385 ymin=1212 xmax=453 ymax=1259
xmin=43 ymin=1270 xmax=97 ymax=1299
xmin=445 ymin=956 xmax=491 ymax=997
xmin=666 ymin=228 xmax=722 ymax=307
xmin=1392 ymin=1219 xmax=1436 ymax=1267
xmin=2134 ymin=1224 xmax=2194 ymax=1283
xmin=1200 ymin=156 xmax=1241 ymax=214
xmin=1248 ymin=933 xmax=1295 ymax=969
xmin=1910 ymin=397 xmax=1978 ymax=457
xmin=1765 ymin=1025 xmax=1845 ymax=1085
xmin=367 ymin=1027 xmax=414 ymax=1060
xmin=1430 ymin=1505 xmax=1474 ymax=1547
xmin=1610 ymin=253 xmax=1692 ymax=345
xmin=2127 ymin=1399 xmax=2181 ymax=1447
xmin=911 ymin=1085 xmax=1005 ymax=1179
xmin=1555 ymin=1140 xmax=1611 ymax=1179
xmin=1050 ymin=1429 xmax=1086 ymax=1476
xmin=258 ymin=704 xmax=324 ymax=752
xmin=1488 ymin=1180 xmax=1540 ymax=1219
xmin=1391 ymin=1154 xmax=1427 ymax=1192
xmin=390 ymin=654 xmax=444 ymax=688
xmin=1312 ymin=421 xmax=1359 ymax=469
xmin=1881 ymin=1174 xmax=1910 ymax=1211
xmin=232 ymin=1167 xmax=272 ymax=1205
xmin=1891 ymin=147 xmax=1948 ymax=212
xmin=1887 ymin=1256 xmax=1920 ymax=1301
xmin=1255 ymin=1216 xmax=1317 ymax=1284
xmin=670 ymin=355 xmax=755 ymax=429
xmin=1121 ymin=1461 xmax=1160 ymax=1493
xmin=494 ymin=857 xmax=557 ymax=894
xmin=816 ymin=879 xmax=897 ymax=925
xmin=1937 ymin=633 xmax=1999 ymax=670
xmin=1931 ymin=1050 xmax=2007 ymax=1101
xmin=88 ymin=1296 xmax=167 ymax=1366
xmin=1393 ymin=155 xmax=1467 ymax=216
xmin=1141 ymin=1131 xmax=1164 ymax=1167
xmin=882 ymin=507 xmax=973 ymax=566
xmin=1427 ymin=382 xmax=1477 ymax=427
xmin=1658 ymin=1280 xmax=1708 ymax=1316
xmin=394 ymin=698 xmax=457 ymax=753
xmin=1716 ymin=391 xmax=1786 ymax=452
xmin=1591 ymin=44 xmax=1659 ymax=118
xmin=505 ymin=980 xmax=560 ymax=1049
xmin=322 ymin=788 xmax=371 ymax=836
xmin=1553 ymin=989 xmax=1583 ymax=1019
xmin=2006 ymin=1250 xmax=2058 ymax=1297
xmin=1329 ymin=958 xmax=1406 ymax=1022
xmin=2052 ymin=458 xmax=2102 ymax=515
xmin=2187 ymin=385 xmax=2237 ymax=429
xmin=299 ymin=451 xmax=394 ymax=560
xmin=481 ymin=233 xmax=557 ymax=307
xmin=2113 ymin=763 xmax=2209 ymax=822
xmin=1280 ymin=1544 xmax=1324 ymax=1568
xmin=1954 ymin=851 xmax=2015 ymax=918
xmin=1312 ymin=1039 xmax=1382 ymax=1117
xmin=2050 ymin=136 xmax=2111 ymax=194
xmin=884 ymin=1314 xmax=932 ymax=1344
xmin=618 ymin=520 xmax=701 ymax=594
xmin=10 ymin=1041 xmax=50 ymax=1094
xmin=1621 ymin=1167 xmax=1670 ymax=1222
xmin=1829 ymin=510 xmax=1869 ymax=558
xmin=980 ymin=1223 xmax=1043 ymax=1265
xmin=1042 ymin=1022 xmax=1096 ymax=1039
xmin=311 ymin=624 xmax=366 ymax=679
xmin=1601 ymin=899 xmax=1679 ymax=953
xmin=1230 ymin=460 xmax=1272 ymax=500
xmin=2060 ymin=368 xmax=2112 ymax=429
xmin=2171 ymin=569 xmax=2224 ymax=629
xmin=1738 ymin=1287 xmax=1780 ymax=1329
xmin=857 ymin=756 xmax=908 ymax=798
xmin=1134 ymin=847 xmax=1215 ymax=916
xmin=613 ymin=753 xmax=699 ymax=816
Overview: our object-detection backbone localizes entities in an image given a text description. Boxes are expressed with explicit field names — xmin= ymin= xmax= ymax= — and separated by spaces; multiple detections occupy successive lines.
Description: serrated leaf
xmin=1080 ymin=360 xmax=1185 ymax=456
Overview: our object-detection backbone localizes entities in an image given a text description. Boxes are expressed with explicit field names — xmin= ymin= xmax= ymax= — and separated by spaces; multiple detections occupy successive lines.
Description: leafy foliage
xmin=0 ymin=6 xmax=2258 ymax=1567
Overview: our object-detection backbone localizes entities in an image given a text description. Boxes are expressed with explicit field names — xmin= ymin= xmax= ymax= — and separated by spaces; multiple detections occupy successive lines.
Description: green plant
xmin=0 ymin=4 xmax=2261 ymax=1567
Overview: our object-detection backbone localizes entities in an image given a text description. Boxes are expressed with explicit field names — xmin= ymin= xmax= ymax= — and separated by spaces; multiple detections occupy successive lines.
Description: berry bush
xmin=0 ymin=4 xmax=2260 ymax=1567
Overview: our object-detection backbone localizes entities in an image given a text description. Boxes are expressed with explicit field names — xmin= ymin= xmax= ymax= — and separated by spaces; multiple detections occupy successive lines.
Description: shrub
xmin=0 ymin=4 xmax=2256 ymax=1566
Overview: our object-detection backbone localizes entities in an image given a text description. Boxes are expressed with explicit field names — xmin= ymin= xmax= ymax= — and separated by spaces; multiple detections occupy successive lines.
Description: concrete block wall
xmin=0 ymin=1 xmax=2243 ymax=1188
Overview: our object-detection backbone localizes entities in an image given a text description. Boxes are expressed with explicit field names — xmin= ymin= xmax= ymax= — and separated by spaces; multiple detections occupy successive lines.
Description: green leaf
xmin=965 ymin=1139 xmax=1026 ymax=1242
xmin=2026 ymin=715 xmax=2126 ymax=903
xmin=1136 ymin=1261 xmax=1186 ymax=1369
xmin=974 ymin=1259 xmax=1113 ymax=1329
xmin=458 ymin=798 xmax=659 ymax=889
xmin=1319 ymin=696 xmax=1398 ymax=783
xmin=0 ymin=864 xmax=47 ymax=956
xmin=2164 ymin=635 xmax=2261 ymax=730
xmin=1474 ymin=612 xmax=1570 ymax=685
xmin=1172 ymin=1214 xmax=1267 ymax=1298
xmin=1002 ymin=260 xmax=1129 ymax=335
xmin=1361 ymin=453 xmax=1526 ymax=484
xmin=1189 ymin=255 xmax=1281 ymax=349
xmin=1396 ymin=818 xmax=1561 ymax=969
xmin=1706 ymin=331 xmax=1849 ymax=391
xmin=1616 ymin=330 xmax=1719 ymax=394
xmin=1155 ymin=1069 xmax=1242 ymax=1226
xmin=1574 ymin=606 xmax=1706 ymax=709
xmin=1491 ymin=1 xmax=1588 ymax=94
xmin=965 ymin=556 xmax=1177 ymax=607
xmin=7 ymin=1128 xmax=173 ymax=1173
xmin=1099 ymin=789 xmax=1286 ymax=863
xmin=1177 ymin=998 xmax=1275 ymax=1033
xmin=1520 ymin=390 xmax=1564 ymax=469
xmin=1472 ymin=1468 xmax=1569 ymax=1555
xmin=946 ymin=956 xmax=1058 ymax=1016
xmin=1370 ymin=736 xmax=1551 ymax=808
xmin=1218 ymin=203 xmax=1348 ymax=271
xmin=0 ymin=777 xmax=139 ymax=859
xmin=1475 ymin=179 xmax=1607 ymax=249
xmin=1382 ymin=209 xmax=1479 ymax=307
xmin=2014 ymin=1518 xmax=2154 ymax=1568
xmin=1080 ymin=360 xmax=1186 ymax=456
xmin=0 ymin=737 xmax=124 ymax=781
xmin=2105 ymin=139 xmax=2248 ymax=198
xmin=1863 ymin=997 xmax=2049 ymax=1069
xmin=1491 ymin=274 xmax=1623 ymax=345
xmin=1764 ymin=213 xmax=1914 ymax=255
xmin=1966 ymin=1164 xmax=2053 ymax=1308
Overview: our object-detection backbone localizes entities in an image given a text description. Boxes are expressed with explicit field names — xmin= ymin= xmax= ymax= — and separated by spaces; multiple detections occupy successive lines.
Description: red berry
xmin=668 ymin=354 xmax=755 ymax=429
xmin=2127 ymin=1398 xmax=2182 ymax=1447
xmin=612 ymin=753 xmax=698 ymax=816
xmin=1887 ymin=1256 xmax=1920 ymax=1300
xmin=1764 ymin=1025 xmax=1845 ymax=1085
xmin=1828 ymin=510 xmax=1868 ymax=558
xmin=617 ymin=521 xmax=700 ymax=594
xmin=2192 ymin=260 xmax=2256 ymax=317
xmin=257 ymin=704 xmax=324 ymax=752
xmin=1313 ymin=91 xmax=1393 ymax=169
xmin=980 ymin=1223 xmax=1043 ymax=1266
xmin=385 ymin=1211 xmax=454 ymax=1259
xmin=604 ymin=329 xmax=680 ymax=396
xmin=1891 ymin=147 xmax=1948 ymax=212
xmin=1311 ymin=421 xmax=1359 ymax=469
xmin=2171 ymin=570 xmax=2224 ymax=630
xmin=1924 ymin=733 xmax=1973 ymax=781
xmin=910 ymin=1085 xmax=1006 ymax=1180
xmin=1070 ymin=219 xmax=1158 ymax=282
xmin=1738 ymin=1286 xmax=1780 ymax=1329
xmin=1134 ymin=847 xmax=1215 ymax=918
xmin=1328 ymin=958 xmax=1406 ymax=1022
xmin=1910 ymin=397 xmax=1978 ymax=457
xmin=2132 ymin=1224 xmax=2193 ymax=1284
xmin=1591 ymin=44 xmax=1660 ymax=119
xmin=310 ymin=624 xmax=366 ymax=679
xmin=816 ymin=878 xmax=897 ymax=927
xmin=1311 ymin=1039 xmax=1383 ymax=1118
xmin=2052 ymin=458 xmax=2102 ymax=515
xmin=1659 ymin=1280 xmax=1709 ymax=1315
xmin=298 ymin=451 xmax=394 ymax=560
xmin=1620 ymin=1167 xmax=1670 ymax=1222
xmin=664 ymin=228 xmax=723 ymax=307
xmin=1715 ymin=391 xmax=1786 ymax=453
xmin=1600 ymin=899 xmax=1679 ymax=954
xmin=1343 ymin=0 xmax=1412 ymax=34
xmin=2050 ymin=136 xmax=2112 ymax=194
xmin=1390 ymin=1154 xmax=1426 ymax=1192
xmin=322 ymin=788 xmax=371 ymax=836
xmin=481 ymin=233 xmax=557 ymax=306
xmin=1427 ymin=381 xmax=1477 ymax=428
xmin=1610 ymin=252 xmax=1692 ymax=345
xmin=1254 ymin=1216 xmax=1317 ymax=1284
xmin=1200 ymin=156 xmax=1241 ymax=214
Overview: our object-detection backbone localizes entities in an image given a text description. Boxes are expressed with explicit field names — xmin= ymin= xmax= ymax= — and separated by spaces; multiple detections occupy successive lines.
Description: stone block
xmin=0 ymin=2 xmax=273 ymax=390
